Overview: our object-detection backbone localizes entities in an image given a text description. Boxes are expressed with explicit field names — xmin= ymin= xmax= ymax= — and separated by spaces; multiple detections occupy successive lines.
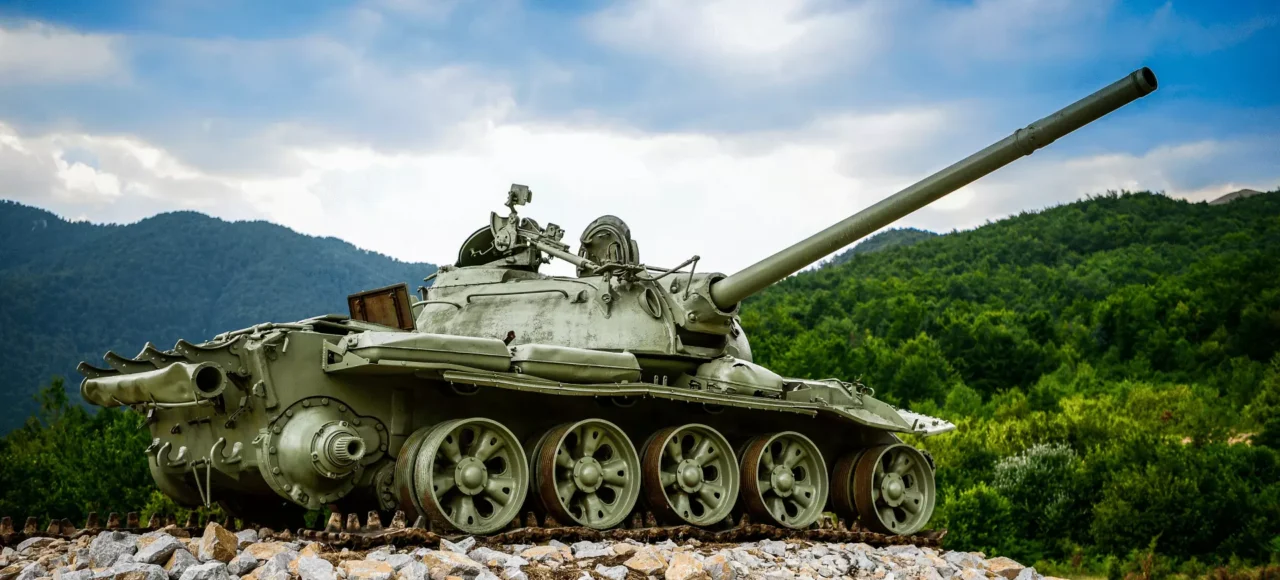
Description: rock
xmin=623 ymin=548 xmax=666 ymax=575
xmin=383 ymin=556 xmax=413 ymax=572
xmin=55 ymin=570 xmax=93 ymax=580
xmin=240 ymin=545 xmax=287 ymax=564
xmin=703 ymin=554 xmax=732 ymax=580
xmin=339 ymin=561 xmax=394 ymax=580
xmin=296 ymin=558 xmax=336 ymax=580
xmin=90 ymin=533 xmax=139 ymax=568
xmin=465 ymin=549 xmax=513 ymax=569
xmin=163 ymin=550 xmax=199 ymax=580
xmin=420 ymin=552 xmax=483 ymax=580
xmin=91 ymin=562 xmax=165 ymax=580
xmin=196 ymin=525 xmax=237 ymax=564
xmin=517 ymin=547 xmax=568 ymax=564
xmin=498 ymin=568 xmax=524 ymax=580
xmin=954 ymin=570 xmax=985 ymax=580
xmin=941 ymin=553 xmax=982 ymax=570
xmin=15 ymin=563 xmax=46 ymax=580
xmin=983 ymin=557 xmax=1024 ymax=580
xmin=234 ymin=532 xmax=258 ymax=550
xmin=17 ymin=538 xmax=56 ymax=555
xmin=159 ymin=527 xmax=189 ymax=540
xmin=227 ymin=554 xmax=257 ymax=577
xmin=1012 ymin=569 xmax=1039 ymax=580
xmin=438 ymin=539 xmax=475 ymax=555
xmin=395 ymin=563 xmax=427 ymax=580
xmin=570 ymin=543 xmax=612 ymax=560
xmin=177 ymin=562 xmax=230 ymax=580
xmin=135 ymin=535 xmax=183 ymax=566
xmin=665 ymin=552 xmax=705 ymax=580
xmin=594 ymin=565 xmax=627 ymax=580
xmin=759 ymin=541 xmax=787 ymax=558
xmin=884 ymin=546 xmax=922 ymax=559
xmin=0 ymin=564 xmax=23 ymax=580
xmin=611 ymin=544 xmax=637 ymax=557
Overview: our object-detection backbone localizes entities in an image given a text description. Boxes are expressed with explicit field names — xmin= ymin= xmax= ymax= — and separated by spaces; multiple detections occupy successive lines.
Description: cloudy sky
xmin=1 ymin=0 xmax=1277 ymax=275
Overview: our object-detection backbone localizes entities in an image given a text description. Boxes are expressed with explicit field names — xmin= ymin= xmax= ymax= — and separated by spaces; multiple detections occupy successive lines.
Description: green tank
xmin=78 ymin=68 xmax=1158 ymax=537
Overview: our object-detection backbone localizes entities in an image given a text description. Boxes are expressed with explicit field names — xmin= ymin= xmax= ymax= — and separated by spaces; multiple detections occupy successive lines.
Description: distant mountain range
xmin=0 ymin=200 xmax=437 ymax=432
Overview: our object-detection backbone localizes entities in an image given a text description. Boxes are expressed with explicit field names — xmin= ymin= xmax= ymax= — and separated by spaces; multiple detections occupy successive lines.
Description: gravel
xmin=0 ymin=526 xmax=1070 ymax=580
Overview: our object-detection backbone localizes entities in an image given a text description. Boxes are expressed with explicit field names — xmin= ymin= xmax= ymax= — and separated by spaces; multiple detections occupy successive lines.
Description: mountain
xmin=0 ymin=200 xmax=437 ymax=432
xmin=826 ymin=227 xmax=939 ymax=266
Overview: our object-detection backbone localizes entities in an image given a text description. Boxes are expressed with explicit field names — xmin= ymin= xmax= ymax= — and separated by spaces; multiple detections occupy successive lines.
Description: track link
xmin=0 ymin=510 xmax=946 ymax=550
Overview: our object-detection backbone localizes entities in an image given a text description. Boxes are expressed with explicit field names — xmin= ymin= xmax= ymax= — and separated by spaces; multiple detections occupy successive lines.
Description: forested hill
xmin=743 ymin=190 xmax=1280 ymax=408
xmin=0 ymin=200 xmax=437 ymax=432
xmin=742 ymin=190 xmax=1280 ymax=571
xmin=827 ymin=227 xmax=939 ymax=266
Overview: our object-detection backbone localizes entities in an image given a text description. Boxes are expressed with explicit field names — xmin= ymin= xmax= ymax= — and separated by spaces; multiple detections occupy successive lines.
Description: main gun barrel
xmin=709 ymin=67 xmax=1158 ymax=310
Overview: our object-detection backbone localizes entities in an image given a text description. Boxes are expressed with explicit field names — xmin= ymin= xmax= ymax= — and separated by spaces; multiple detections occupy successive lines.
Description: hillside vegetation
xmin=0 ymin=201 xmax=437 ymax=432
xmin=742 ymin=190 xmax=1280 ymax=576
xmin=1 ymin=191 xmax=1278 ymax=578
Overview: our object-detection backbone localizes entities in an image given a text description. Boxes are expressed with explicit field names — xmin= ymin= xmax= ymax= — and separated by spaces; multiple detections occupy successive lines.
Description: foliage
xmin=0 ymin=378 xmax=155 ymax=522
xmin=744 ymin=191 xmax=1280 ymax=568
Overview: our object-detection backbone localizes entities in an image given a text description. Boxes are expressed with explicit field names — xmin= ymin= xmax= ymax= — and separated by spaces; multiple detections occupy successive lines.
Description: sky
xmin=0 ymin=0 xmax=1277 ymax=276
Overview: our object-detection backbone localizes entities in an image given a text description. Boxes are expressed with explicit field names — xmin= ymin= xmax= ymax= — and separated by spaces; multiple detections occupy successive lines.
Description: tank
xmin=77 ymin=68 xmax=1159 ymax=536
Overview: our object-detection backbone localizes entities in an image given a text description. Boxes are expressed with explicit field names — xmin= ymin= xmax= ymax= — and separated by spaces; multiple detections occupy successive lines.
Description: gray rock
xmin=440 ymin=538 xmax=476 ymax=554
xmin=570 ymin=542 xmax=612 ymax=560
xmin=941 ymin=552 xmax=983 ymax=570
xmin=849 ymin=553 xmax=876 ymax=572
xmin=90 ymin=532 xmax=139 ymax=568
xmin=16 ymin=563 xmax=47 ymax=580
xmin=58 ymin=570 xmax=93 ymax=580
xmin=227 ymin=553 xmax=257 ymax=577
xmin=547 ymin=540 xmax=567 ymax=549
xmin=254 ymin=552 xmax=292 ymax=579
xmin=296 ymin=558 xmax=336 ymax=580
xmin=96 ymin=563 xmax=168 ymax=580
xmin=594 ymin=565 xmax=627 ymax=580
xmin=178 ymin=563 xmax=230 ymax=580
xmin=164 ymin=549 xmax=200 ymax=580
xmin=135 ymin=534 xmax=183 ymax=565
xmin=395 ymin=562 xmax=427 ymax=580
xmin=1013 ymin=568 xmax=1040 ymax=580
xmin=16 ymin=538 xmax=56 ymax=555
xmin=234 ymin=531 xmax=258 ymax=550
xmin=385 ymin=555 xmax=414 ymax=571
xmin=885 ymin=545 xmax=923 ymax=558
xmin=467 ymin=548 xmax=515 ymax=569
xmin=499 ymin=568 xmax=525 ymax=580
xmin=760 ymin=540 xmax=787 ymax=557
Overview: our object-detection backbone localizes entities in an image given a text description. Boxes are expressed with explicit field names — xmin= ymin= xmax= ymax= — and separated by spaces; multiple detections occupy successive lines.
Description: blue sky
xmin=0 ymin=0 xmax=1276 ymax=273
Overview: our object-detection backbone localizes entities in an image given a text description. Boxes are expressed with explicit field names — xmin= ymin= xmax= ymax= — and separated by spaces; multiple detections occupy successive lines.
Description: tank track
xmin=0 ymin=510 xmax=946 ymax=550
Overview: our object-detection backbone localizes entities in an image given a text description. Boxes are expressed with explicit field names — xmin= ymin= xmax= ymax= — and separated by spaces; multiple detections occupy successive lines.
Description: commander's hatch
xmin=347 ymin=283 xmax=415 ymax=331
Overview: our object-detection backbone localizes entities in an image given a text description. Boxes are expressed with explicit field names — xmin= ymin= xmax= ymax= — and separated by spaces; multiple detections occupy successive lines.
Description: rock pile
xmin=0 ymin=523 xmax=1062 ymax=580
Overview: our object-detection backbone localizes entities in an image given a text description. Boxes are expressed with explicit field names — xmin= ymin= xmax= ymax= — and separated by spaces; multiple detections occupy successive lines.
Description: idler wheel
xmin=739 ymin=431 xmax=828 ymax=529
xmin=851 ymin=443 xmax=936 ymax=535
xmin=402 ymin=418 xmax=528 ymax=534
xmin=640 ymin=424 xmax=739 ymax=526
xmin=530 ymin=419 xmax=640 ymax=529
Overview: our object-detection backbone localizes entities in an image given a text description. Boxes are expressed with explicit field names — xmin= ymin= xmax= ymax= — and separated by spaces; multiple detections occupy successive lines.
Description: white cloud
xmin=0 ymin=21 xmax=124 ymax=85
xmin=585 ymin=0 xmax=883 ymax=82
xmin=4 ymin=110 xmax=1271 ymax=279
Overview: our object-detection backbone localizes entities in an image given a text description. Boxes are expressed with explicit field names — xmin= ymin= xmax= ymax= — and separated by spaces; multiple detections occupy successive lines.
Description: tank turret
xmin=78 ymin=68 xmax=1158 ymax=538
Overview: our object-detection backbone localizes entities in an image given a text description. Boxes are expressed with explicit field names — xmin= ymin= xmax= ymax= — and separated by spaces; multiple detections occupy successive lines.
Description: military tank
xmin=77 ymin=68 xmax=1158 ymax=537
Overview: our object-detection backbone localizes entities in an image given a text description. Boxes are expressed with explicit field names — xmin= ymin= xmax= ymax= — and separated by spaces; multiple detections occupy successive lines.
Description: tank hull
xmin=80 ymin=318 xmax=947 ymax=533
